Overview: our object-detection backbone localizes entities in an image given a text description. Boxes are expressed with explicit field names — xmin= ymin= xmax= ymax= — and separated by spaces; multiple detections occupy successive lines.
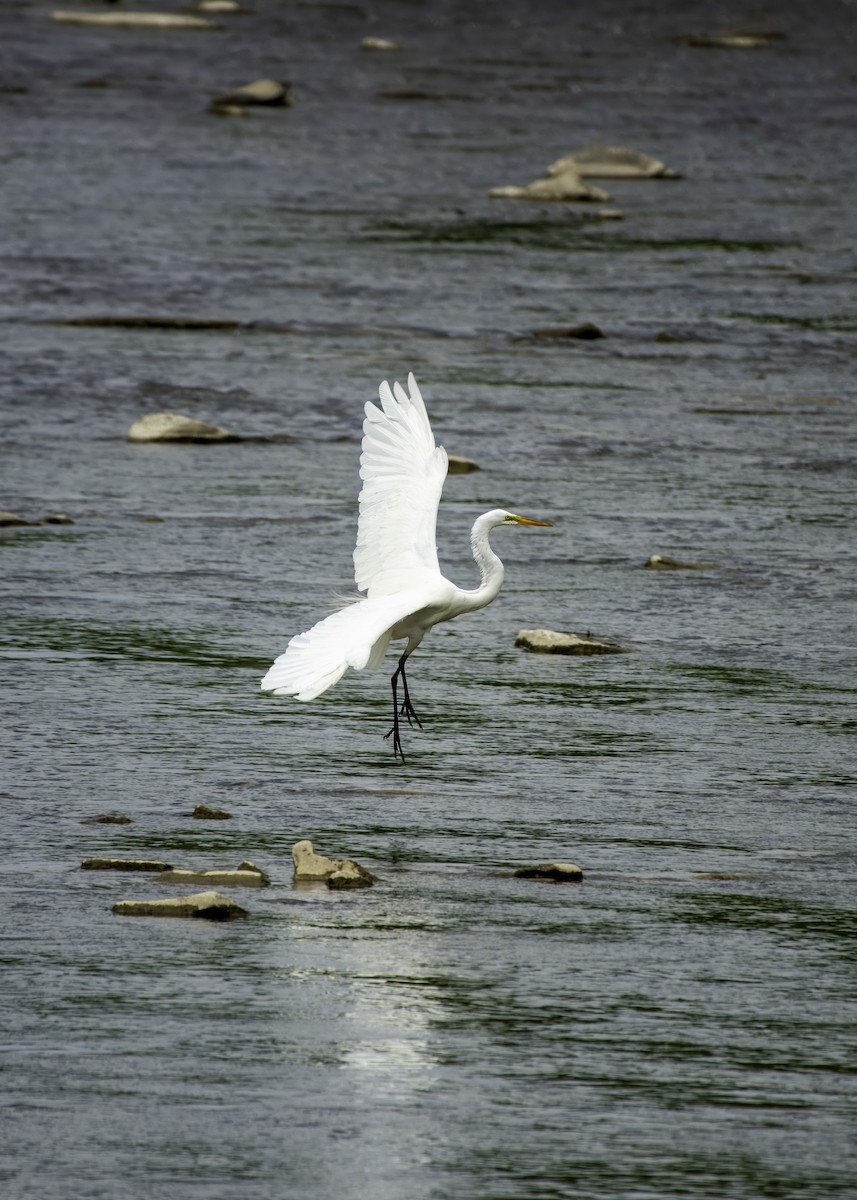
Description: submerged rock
xmin=643 ymin=554 xmax=715 ymax=570
xmin=446 ymin=454 xmax=480 ymax=474
xmin=292 ymin=839 xmax=377 ymax=888
xmin=43 ymin=512 xmax=75 ymax=524
xmin=673 ymin=32 xmax=779 ymax=49
xmin=80 ymin=814 xmax=133 ymax=825
xmin=514 ymin=863 xmax=583 ymax=882
xmin=209 ymin=79 xmax=293 ymax=114
xmin=191 ymin=804 xmax=233 ymax=819
xmin=52 ymin=10 xmax=218 ymax=29
xmin=548 ymin=144 xmax=681 ymax=180
xmin=112 ymin=890 xmax=248 ymax=920
xmin=515 ymin=629 xmax=628 ymax=655
xmin=0 ymin=511 xmax=32 ymax=526
xmin=127 ymin=413 xmax=240 ymax=444
xmin=490 ymin=166 xmax=610 ymax=203
xmin=361 ymin=37 xmax=400 ymax=51
xmin=529 ymin=322 xmax=604 ymax=340
xmin=82 ymin=857 xmax=172 ymax=871
xmin=156 ymin=867 xmax=269 ymax=889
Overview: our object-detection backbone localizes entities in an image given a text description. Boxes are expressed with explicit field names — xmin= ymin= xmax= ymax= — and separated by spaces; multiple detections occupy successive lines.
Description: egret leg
xmin=384 ymin=653 xmax=422 ymax=761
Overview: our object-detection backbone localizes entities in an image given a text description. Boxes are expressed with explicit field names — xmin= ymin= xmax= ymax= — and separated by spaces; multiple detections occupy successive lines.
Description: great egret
xmin=261 ymin=373 xmax=552 ymax=759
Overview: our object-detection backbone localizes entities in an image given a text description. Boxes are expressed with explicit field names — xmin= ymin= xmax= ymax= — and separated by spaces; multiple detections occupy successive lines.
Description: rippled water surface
xmin=2 ymin=1 xmax=856 ymax=1197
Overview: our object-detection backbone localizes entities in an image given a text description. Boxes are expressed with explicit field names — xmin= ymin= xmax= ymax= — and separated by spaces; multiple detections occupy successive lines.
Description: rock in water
xmin=548 ymin=144 xmax=681 ymax=179
xmin=155 ymin=869 xmax=268 ymax=889
xmin=515 ymin=629 xmax=628 ymax=655
xmin=643 ymin=554 xmax=714 ymax=570
xmin=52 ymin=10 xmax=218 ymax=29
xmin=514 ymin=863 xmax=584 ymax=882
xmin=111 ymin=891 xmax=248 ymax=920
xmin=446 ymin=454 xmax=480 ymax=474
xmin=292 ymin=839 xmax=377 ymax=888
xmin=127 ymin=413 xmax=240 ymax=443
xmin=82 ymin=857 xmax=173 ymax=871
xmin=490 ymin=166 xmax=610 ymax=203
xmin=191 ymin=804 xmax=233 ymax=819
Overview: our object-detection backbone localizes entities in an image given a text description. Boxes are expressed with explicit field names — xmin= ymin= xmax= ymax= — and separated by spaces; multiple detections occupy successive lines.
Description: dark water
xmin=2 ymin=1 xmax=856 ymax=1197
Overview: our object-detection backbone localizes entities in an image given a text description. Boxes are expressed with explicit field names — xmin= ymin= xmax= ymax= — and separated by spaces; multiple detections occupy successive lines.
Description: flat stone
xmin=112 ymin=891 xmax=248 ymax=920
xmin=127 ymin=413 xmax=240 ymax=444
xmin=0 ymin=511 xmax=32 ymax=526
xmin=191 ymin=804 xmax=232 ymax=820
xmin=155 ymin=869 xmax=269 ymax=889
xmin=82 ymin=857 xmax=172 ymax=871
xmin=52 ymin=10 xmax=218 ymax=29
xmin=490 ymin=167 xmax=610 ymax=203
xmin=198 ymin=0 xmax=239 ymax=11
xmin=514 ymin=863 xmax=583 ymax=882
xmin=80 ymin=814 xmax=133 ymax=825
xmin=515 ymin=629 xmax=628 ymax=655
xmin=548 ymin=144 xmax=681 ymax=180
xmin=43 ymin=512 xmax=75 ymax=524
xmin=446 ymin=454 xmax=480 ymax=474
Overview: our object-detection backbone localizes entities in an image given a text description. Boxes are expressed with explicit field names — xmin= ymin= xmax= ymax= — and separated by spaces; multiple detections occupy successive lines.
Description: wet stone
xmin=446 ymin=454 xmax=480 ymax=474
xmin=156 ymin=868 xmax=269 ymax=889
xmin=127 ymin=413 xmax=240 ymax=444
xmin=514 ymin=863 xmax=584 ymax=882
xmin=82 ymin=857 xmax=172 ymax=872
xmin=192 ymin=804 xmax=233 ymax=820
xmin=292 ymin=839 xmax=377 ymax=888
xmin=643 ymin=554 xmax=715 ymax=570
xmin=515 ymin=629 xmax=628 ymax=655
xmin=80 ymin=814 xmax=133 ymax=825
xmin=112 ymin=890 xmax=248 ymax=920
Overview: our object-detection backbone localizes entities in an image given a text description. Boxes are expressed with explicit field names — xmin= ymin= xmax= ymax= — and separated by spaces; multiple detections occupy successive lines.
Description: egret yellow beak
xmin=507 ymin=514 xmax=553 ymax=526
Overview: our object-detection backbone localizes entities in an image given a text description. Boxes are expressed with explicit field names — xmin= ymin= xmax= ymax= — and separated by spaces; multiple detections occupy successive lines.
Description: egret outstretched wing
xmin=353 ymin=372 xmax=449 ymax=598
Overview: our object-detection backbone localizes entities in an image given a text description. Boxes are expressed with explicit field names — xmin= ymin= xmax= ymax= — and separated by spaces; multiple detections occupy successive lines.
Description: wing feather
xmin=353 ymin=372 xmax=449 ymax=597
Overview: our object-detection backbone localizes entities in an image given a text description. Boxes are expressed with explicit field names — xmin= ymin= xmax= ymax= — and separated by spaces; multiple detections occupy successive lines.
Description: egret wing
xmin=353 ymin=373 xmax=449 ymax=597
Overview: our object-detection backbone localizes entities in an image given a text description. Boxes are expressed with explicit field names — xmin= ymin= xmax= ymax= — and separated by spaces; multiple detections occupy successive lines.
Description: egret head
xmin=502 ymin=511 xmax=553 ymax=527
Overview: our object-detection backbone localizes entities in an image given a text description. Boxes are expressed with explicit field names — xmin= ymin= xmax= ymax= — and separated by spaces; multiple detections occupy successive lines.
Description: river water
xmin=1 ymin=1 xmax=855 ymax=1197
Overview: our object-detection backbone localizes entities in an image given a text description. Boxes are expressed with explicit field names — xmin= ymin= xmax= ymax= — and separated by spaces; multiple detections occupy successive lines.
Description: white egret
xmin=261 ymin=373 xmax=552 ymax=759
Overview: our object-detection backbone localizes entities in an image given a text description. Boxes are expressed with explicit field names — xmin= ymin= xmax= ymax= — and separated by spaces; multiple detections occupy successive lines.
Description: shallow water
xmin=2 ymin=1 xmax=856 ymax=1197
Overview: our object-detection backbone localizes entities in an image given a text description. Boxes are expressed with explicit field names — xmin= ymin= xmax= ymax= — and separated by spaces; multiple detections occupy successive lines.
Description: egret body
xmin=261 ymin=374 xmax=551 ymax=759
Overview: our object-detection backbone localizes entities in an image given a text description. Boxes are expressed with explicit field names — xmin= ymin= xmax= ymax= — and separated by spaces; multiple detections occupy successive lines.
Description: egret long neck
xmin=465 ymin=515 xmax=505 ymax=609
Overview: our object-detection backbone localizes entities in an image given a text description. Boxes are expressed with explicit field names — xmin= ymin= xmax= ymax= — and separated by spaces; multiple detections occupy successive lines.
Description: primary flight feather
xmin=261 ymin=373 xmax=551 ymax=759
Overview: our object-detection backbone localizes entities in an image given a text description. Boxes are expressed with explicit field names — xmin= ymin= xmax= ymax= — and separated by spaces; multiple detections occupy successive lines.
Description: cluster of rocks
xmin=490 ymin=143 xmax=681 ymax=207
xmin=81 ymin=835 xmax=585 ymax=920
xmin=83 ymin=840 xmax=380 ymax=922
